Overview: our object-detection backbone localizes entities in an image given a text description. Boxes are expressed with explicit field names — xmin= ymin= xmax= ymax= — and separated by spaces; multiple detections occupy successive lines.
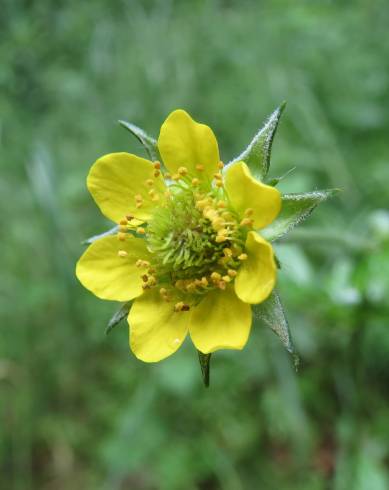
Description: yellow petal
xmin=158 ymin=109 xmax=220 ymax=180
xmin=128 ymin=289 xmax=189 ymax=362
xmin=87 ymin=152 xmax=166 ymax=223
xmin=189 ymin=287 xmax=251 ymax=354
xmin=235 ymin=231 xmax=276 ymax=304
xmin=224 ymin=161 xmax=281 ymax=229
xmin=76 ymin=235 xmax=149 ymax=301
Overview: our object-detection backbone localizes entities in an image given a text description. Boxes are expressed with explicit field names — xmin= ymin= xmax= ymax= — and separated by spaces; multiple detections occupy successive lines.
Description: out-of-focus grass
xmin=1 ymin=0 xmax=389 ymax=489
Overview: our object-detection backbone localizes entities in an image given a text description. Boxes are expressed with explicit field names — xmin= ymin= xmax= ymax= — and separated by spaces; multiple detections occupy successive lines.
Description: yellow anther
xmin=148 ymin=276 xmax=157 ymax=286
xmin=178 ymin=166 xmax=188 ymax=176
xmin=136 ymin=202 xmax=142 ymax=208
xmin=186 ymin=283 xmax=197 ymax=293
xmin=135 ymin=194 xmax=143 ymax=202
xmin=159 ymin=288 xmax=167 ymax=296
xmin=151 ymin=194 xmax=160 ymax=202
xmin=222 ymin=275 xmax=231 ymax=283
xmin=146 ymin=179 xmax=154 ymax=187
xmin=174 ymin=301 xmax=184 ymax=312
xmin=136 ymin=227 xmax=145 ymax=234
xmin=153 ymin=161 xmax=161 ymax=170
xmin=136 ymin=259 xmax=150 ymax=268
xmin=215 ymin=235 xmax=227 ymax=243
xmin=201 ymin=277 xmax=209 ymax=287
xmin=212 ymin=218 xmax=225 ymax=231
xmin=118 ymin=250 xmax=128 ymax=258
xmin=142 ymin=284 xmax=150 ymax=290
xmin=164 ymin=173 xmax=171 ymax=179
xmin=148 ymin=267 xmax=156 ymax=274
xmin=240 ymin=218 xmax=254 ymax=227
xmin=213 ymin=173 xmax=222 ymax=180
xmin=218 ymin=280 xmax=226 ymax=290
xmin=218 ymin=161 xmax=224 ymax=169
xmin=175 ymin=280 xmax=185 ymax=289
xmin=119 ymin=225 xmax=128 ymax=232
xmin=211 ymin=272 xmax=221 ymax=281
xmin=196 ymin=164 xmax=204 ymax=172
xmin=171 ymin=173 xmax=180 ymax=181
xmin=195 ymin=199 xmax=208 ymax=210
xmin=238 ymin=253 xmax=248 ymax=261
xmin=228 ymin=269 xmax=237 ymax=277
xmin=126 ymin=214 xmax=134 ymax=221
xmin=154 ymin=170 xmax=160 ymax=178
xmin=191 ymin=178 xmax=200 ymax=186
xmin=142 ymin=274 xmax=149 ymax=282
xmin=223 ymin=248 xmax=233 ymax=257
xmin=217 ymin=201 xmax=226 ymax=208
xmin=204 ymin=208 xmax=218 ymax=221
xmin=148 ymin=189 xmax=156 ymax=196
xmin=118 ymin=232 xmax=127 ymax=241
xmin=244 ymin=208 xmax=254 ymax=217
xmin=119 ymin=218 xmax=128 ymax=225
xmin=215 ymin=180 xmax=223 ymax=188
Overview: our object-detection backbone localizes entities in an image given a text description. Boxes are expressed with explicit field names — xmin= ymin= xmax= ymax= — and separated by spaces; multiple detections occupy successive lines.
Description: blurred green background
xmin=1 ymin=0 xmax=389 ymax=488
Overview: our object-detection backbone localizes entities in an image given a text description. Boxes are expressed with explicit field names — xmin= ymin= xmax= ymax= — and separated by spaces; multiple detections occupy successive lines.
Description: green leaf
xmin=119 ymin=120 xmax=159 ymax=161
xmin=105 ymin=302 xmax=131 ymax=335
xmin=253 ymin=290 xmax=298 ymax=366
xmin=197 ymin=351 xmax=211 ymax=387
xmin=261 ymin=189 xmax=339 ymax=242
xmin=228 ymin=102 xmax=286 ymax=180
xmin=82 ymin=225 xmax=119 ymax=245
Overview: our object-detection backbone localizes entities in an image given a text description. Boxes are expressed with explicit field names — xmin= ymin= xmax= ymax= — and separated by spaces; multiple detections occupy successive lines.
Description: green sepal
xmin=197 ymin=350 xmax=211 ymax=388
xmin=82 ymin=225 xmax=119 ymax=245
xmin=253 ymin=290 xmax=299 ymax=368
xmin=261 ymin=189 xmax=340 ymax=242
xmin=105 ymin=302 xmax=132 ymax=335
xmin=119 ymin=120 xmax=159 ymax=161
xmin=228 ymin=102 xmax=286 ymax=180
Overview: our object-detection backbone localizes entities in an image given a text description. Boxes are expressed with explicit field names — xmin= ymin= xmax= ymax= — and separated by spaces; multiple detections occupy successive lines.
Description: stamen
xmin=154 ymin=170 xmax=160 ymax=178
xmin=196 ymin=164 xmax=204 ymax=172
xmin=240 ymin=218 xmax=254 ymax=227
xmin=191 ymin=178 xmax=200 ymax=186
xmin=118 ymin=250 xmax=128 ymax=258
xmin=146 ymin=179 xmax=154 ymax=187
xmin=153 ymin=161 xmax=161 ymax=170
xmin=244 ymin=208 xmax=254 ymax=217
xmin=136 ymin=227 xmax=146 ymax=234
xmin=178 ymin=166 xmax=188 ymax=176
xmin=119 ymin=218 xmax=128 ymax=225
xmin=118 ymin=232 xmax=127 ymax=241
xmin=238 ymin=253 xmax=248 ymax=261
xmin=218 ymin=161 xmax=224 ymax=169
xmin=228 ymin=269 xmax=237 ymax=277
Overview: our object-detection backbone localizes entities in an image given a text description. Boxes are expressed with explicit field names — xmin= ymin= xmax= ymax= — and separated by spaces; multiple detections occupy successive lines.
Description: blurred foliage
xmin=1 ymin=0 xmax=389 ymax=489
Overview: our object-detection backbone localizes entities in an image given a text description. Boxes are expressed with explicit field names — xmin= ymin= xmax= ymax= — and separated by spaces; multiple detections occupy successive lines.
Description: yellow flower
xmin=76 ymin=110 xmax=281 ymax=362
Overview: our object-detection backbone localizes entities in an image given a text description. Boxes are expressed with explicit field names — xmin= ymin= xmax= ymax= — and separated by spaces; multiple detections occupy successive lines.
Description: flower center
xmin=118 ymin=162 xmax=254 ymax=311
